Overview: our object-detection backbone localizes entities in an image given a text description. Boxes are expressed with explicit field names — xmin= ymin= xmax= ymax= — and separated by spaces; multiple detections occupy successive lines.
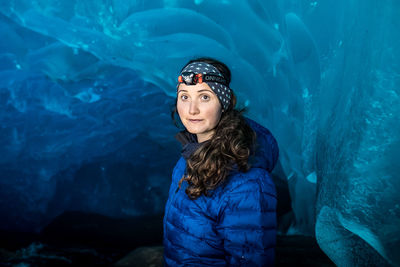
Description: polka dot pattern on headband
xmin=179 ymin=62 xmax=232 ymax=110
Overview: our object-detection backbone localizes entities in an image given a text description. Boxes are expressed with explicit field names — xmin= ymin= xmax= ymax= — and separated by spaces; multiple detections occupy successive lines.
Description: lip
xmin=188 ymin=119 xmax=203 ymax=123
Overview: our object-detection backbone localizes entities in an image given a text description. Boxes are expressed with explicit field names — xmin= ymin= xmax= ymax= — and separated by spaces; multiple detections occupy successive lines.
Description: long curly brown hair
xmin=172 ymin=58 xmax=256 ymax=200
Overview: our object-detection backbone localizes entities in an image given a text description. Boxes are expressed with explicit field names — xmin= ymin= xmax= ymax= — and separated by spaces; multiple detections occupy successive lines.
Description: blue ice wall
xmin=0 ymin=0 xmax=399 ymax=266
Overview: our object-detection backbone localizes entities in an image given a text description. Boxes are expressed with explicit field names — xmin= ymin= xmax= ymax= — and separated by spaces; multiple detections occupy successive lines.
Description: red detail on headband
xmin=178 ymin=76 xmax=183 ymax=83
xmin=197 ymin=74 xmax=203 ymax=83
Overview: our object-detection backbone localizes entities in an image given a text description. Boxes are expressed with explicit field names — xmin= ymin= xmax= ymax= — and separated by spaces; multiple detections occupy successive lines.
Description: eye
xmin=201 ymin=94 xmax=210 ymax=101
xmin=180 ymin=94 xmax=189 ymax=101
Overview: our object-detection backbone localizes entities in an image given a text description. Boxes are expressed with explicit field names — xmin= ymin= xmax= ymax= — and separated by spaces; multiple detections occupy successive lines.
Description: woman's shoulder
xmin=174 ymin=156 xmax=186 ymax=167
xmin=221 ymin=167 xmax=277 ymax=197
xmin=172 ymin=156 xmax=185 ymax=173
xmin=169 ymin=157 xmax=185 ymax=184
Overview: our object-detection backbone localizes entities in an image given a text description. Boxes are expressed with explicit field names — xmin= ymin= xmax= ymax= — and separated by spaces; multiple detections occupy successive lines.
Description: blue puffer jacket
xmin=163 ymin=118 xmax=279 ymax=266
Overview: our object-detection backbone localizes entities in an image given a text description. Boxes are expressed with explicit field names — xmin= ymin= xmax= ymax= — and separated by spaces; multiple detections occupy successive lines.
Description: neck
xmin=196 ymin=132 xmax=213 ymax=143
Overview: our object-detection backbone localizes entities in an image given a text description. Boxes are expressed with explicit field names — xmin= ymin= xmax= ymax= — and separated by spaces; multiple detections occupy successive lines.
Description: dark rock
xmin=113 ymin=246 xmax=163 ymax=267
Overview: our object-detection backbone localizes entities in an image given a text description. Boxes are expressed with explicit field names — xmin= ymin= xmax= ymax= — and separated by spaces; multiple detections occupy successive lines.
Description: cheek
xmin=207 ymin=107 xmax=222 ymax=124
xmin=176 ymin=101 xmax=184 ymax=115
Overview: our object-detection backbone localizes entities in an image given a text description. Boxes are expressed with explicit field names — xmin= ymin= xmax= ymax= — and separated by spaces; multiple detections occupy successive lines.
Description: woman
xmin=163 ymin=58 xmax=279 ymax=266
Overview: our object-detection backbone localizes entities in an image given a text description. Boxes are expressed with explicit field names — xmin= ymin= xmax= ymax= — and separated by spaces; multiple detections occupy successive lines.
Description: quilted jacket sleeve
xmin=216 ymin=170 xmax=277 ymax=266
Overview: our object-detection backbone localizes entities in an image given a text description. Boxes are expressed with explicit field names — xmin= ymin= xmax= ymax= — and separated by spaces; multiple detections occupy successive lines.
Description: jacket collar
xmin=175 ymin=131 xmax=201 ymax=160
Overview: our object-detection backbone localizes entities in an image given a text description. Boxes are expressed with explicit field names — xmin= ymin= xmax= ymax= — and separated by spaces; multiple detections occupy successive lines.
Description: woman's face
xmin=177 ymin=82 xmax=222 ymax=143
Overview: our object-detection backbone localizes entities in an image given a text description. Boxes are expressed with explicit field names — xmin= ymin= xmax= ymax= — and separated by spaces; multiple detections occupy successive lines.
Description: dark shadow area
xmin=0 ymin=211 xmax=163 ymax=266
xmin=0 ymin=211 xmax=335 ymax=266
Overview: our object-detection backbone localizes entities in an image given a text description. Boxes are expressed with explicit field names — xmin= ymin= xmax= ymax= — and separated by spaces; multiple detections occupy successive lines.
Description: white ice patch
xmin=74 ymin=88 xmax=101 ymax=103
xmin=306 ymin=172 xmax=317 ymax=184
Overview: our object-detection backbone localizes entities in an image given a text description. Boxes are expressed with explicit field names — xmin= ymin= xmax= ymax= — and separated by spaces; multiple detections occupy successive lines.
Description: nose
xmin=189 ymin=100 xmax=200 ymax=115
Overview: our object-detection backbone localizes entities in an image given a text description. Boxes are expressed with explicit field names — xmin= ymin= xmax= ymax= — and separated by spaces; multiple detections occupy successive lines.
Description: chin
xmin=185 ymin=127 xmax=202 ymax=135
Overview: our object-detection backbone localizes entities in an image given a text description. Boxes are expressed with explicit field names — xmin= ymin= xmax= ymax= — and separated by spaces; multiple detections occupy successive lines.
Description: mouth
xmin=188 ymin=119 xmax=203 ymax=123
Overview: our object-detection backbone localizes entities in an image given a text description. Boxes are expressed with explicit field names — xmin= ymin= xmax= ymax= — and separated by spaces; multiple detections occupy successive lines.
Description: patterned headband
xmin=177 ymin=62 xmax=232 ymax=110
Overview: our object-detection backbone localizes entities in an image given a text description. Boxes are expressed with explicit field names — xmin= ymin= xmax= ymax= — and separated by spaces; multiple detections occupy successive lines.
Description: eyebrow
xmin=177 ymin=89 xmax=213 ymax=94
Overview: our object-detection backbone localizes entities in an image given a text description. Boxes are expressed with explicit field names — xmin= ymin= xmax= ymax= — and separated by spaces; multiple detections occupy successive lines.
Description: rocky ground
xmin=0 ymin=211 xmax=335 ymax=266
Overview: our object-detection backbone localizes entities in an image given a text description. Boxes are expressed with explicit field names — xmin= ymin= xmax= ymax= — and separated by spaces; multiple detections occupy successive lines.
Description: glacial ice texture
xmin=0 ymin=0 xmax=399 ymax=266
